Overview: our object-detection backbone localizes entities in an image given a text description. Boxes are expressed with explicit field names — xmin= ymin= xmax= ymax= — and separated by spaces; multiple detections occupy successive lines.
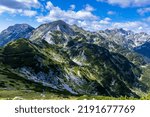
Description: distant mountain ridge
xmin=99 ymin=28 xmax=150 ymax=49
xmin=0 ymin=20 xmax=149 ymax=64
xmin=134 ymin=42 xmax=150 ymax=58
xmin=0 ymin=24 xmax=34 ymax=46
xmin=0 ymin=21 xmax=150 ymax=49
xmin=98 ymin=28 xmax=150 ymax=60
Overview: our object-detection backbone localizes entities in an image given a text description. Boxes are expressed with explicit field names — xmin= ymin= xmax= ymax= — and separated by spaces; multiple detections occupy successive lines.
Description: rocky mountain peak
xmin=30 ymin=20 xmax=76 ymax=44
xmin=0 ymin=24 xmax=34 ymax=46
xmin=1 ymin=24 xmax=34 ymax=33
xmin=105 ymin=28 xmax=133 ymax=35
xmin=49 ymin=20 xmax=75 ymax=35
xmin=49 ymin=20 xmax=67 ymax=26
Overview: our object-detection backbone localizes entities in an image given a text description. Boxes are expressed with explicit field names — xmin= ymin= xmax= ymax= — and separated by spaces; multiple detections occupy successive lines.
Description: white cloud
xmin=38 ymin=1 xmax=112 ymax=31
xmin=77 ymin=20 xmax=108 ymax=31
xmin=36 ymin=1 xmax=150 ymax=33
xmin=137 ymin=7 xmax=150 ymax=15
xmin=46 ymin=1 xmax=54 ymax=10
xmin=146 ymin=17 xmax=150 ymax=22
xmin=107 ymin=11 xmax=116 ymax=15
xmin=70 ymin=4 xmax=76 ymax=10
xmin=100 ymin=18 xmax=111 ymax=24
xmin=0 ymin=5 xmax=37 ymax=17
xmin=138 ymin=26 xmax=143 ymax=30
xmin=97 ymin=0 xmax=150 ymax=7
xmin=85 ymin=4 xmax=95 ymax=12
xmin=111 ymin=21 xmax=150 ymax=33
xmin=0 ymin=0 xmax=40 ymax=9
xmin=0 ymin=0 xmax=39 ymax=17
xmin=0 ymin=6 xmax=16 ymax=14
xmin=22 ymin=10 xmax=37 ymax=17
xmin=37 ymin=2 xmax=99 ymax=23
xmin=143 ymin=17 xmax=150 ymax=22
xmin=16 ymin=0 xmax=40 ymax=8
xmin=0 ymin=0 xmax=149 ymax=34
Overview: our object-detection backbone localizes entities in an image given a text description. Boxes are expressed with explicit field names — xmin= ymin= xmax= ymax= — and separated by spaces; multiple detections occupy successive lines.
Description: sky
xmin=0 ymin=0 xmax=150 ymax=33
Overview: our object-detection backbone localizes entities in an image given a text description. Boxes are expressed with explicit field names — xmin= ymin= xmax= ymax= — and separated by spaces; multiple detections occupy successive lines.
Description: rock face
xmin=30 ymin=20 xmax=75 ymax=44
xmin=98 ymin=28 xmax=150 ymax=64
xmin=29 ymin=21 xmax=148 ymax=66
xmin=0 ymin=20 xmax=149 ymax=98
xmin=99 ymin=28 xmax=150 ymax=49
xmin=0 ymin=24 xmax=34 ymax=46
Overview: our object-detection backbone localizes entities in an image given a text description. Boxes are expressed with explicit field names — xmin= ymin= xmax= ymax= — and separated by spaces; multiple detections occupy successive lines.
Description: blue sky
xmin=0 ymin=0 xmax=150 ymax=33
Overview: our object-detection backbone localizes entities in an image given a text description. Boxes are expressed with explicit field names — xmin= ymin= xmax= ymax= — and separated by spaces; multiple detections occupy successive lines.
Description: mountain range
xmin=0 ymin=20 xmax=150 ymax=99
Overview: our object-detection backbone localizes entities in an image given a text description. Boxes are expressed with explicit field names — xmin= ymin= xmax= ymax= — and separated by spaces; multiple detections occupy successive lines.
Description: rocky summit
xmin=0 ymin=20 xmax=150 ymax=99
xmin=0 ymin=24 xmax=34 ymax=46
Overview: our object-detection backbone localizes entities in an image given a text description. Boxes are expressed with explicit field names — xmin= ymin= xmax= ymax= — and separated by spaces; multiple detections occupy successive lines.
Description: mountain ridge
xmin=0 ymin=23 xmax=34 ymax=46
xmin=0 ymin=20 xmax=150 ymax=99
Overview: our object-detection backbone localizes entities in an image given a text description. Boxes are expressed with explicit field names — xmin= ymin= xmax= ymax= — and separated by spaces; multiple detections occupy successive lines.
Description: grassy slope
xmin=0 ymin=64 xmax=149 ymax=100
xmin=1 ymin=90 xmax=150 ymax=100
xmin=0 ymin=39 xmax=150 ymax=100
xmin=141 ymin=65 xmax=150 ymax=88
xmin=0 ymin=63 xmax=76 ymax=100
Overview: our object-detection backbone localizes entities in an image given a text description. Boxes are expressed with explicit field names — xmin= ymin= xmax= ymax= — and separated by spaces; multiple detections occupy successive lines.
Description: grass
xmin=141 ymin=65 xmax=150 ymax=88
xmin=0 ymin=39 xmax=149 ymax=100
xmin=0 ymin=90 xmax=77 ymax=100
xmin=0 ymin=89 xmax=150 ymax=100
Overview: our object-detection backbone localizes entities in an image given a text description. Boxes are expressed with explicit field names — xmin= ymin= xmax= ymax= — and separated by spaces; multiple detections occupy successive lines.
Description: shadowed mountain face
xmin=134 ymin=42 xmax=150 ymax=59
xmin=0 ymin=24 xmax=34 ymax=46
xmin=0 ymin=20 xmax=149 ymax=98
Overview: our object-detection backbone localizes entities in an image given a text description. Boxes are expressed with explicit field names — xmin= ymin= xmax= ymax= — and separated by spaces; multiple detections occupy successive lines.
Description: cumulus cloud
xmin=40 ymin=2 xmax=98 ymax=22
xmin=111 ymin=21 xmax=150 ymax=33
xmin=85 ymin=4 xmax=95 ymax=12
xmin=0 ymin=7 xmax=37 ymax=17
xmin=0 ymin=0 xmax=149 ymax=33
xmin=46 ymin=1 xmax=53 ymax=10
xmin=37 ymin=1 xmax=101 ymax=31
xmin=107 ymin=11 xmax=116 ymax=15
xmin=137 ymin=7 xmax=150 ymax=15
xmin=146 ymin=17 xmax=150 ymax=22
xmin=22 ymin=10 xmax=37 ymax=17
xmin=0 ymin=0 xmax=40 ymax=17
xmin=143 ymin=17 xmax=150 ymax=22
xmin=70 ymin=5 xmax=76 ymax=10
xmin=36 ymin=1 xmax=150 ymax=33
xmin=37 ymin=2 xmax=113 ymax=31
xmin=0 ymin=0 xmax=40 ymax=9
xmin=0 ymin=6 xmax=16 ymax=14
xmin=0 ymin=0 xmax=26 ymax=9
xmin=97 ymin=0 xmax=150 ymax=7
xmin=100 ymin=18 xmax=111 ymax=24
